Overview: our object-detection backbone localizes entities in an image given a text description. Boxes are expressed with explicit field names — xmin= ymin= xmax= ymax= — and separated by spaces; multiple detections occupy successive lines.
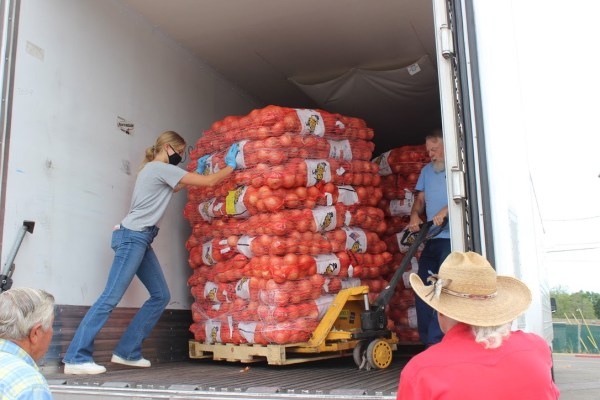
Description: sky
xmin=543 ymin=219 xmax=600 ymax=293
xmin=513 ymin=7 xmax=600 ymax=294
xmin=528 ymin=141 xmax=600 ymax=294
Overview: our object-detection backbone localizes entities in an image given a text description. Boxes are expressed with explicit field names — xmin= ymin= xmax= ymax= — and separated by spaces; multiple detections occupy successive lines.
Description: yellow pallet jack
xmin=190 ymin=221 xmax=441 ymax=369
xmin=349 ymin=220 xmax=438 ymax=369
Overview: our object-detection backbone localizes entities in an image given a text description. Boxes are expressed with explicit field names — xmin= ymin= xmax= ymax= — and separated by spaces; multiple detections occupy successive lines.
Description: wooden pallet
xmin=188 ymin=287 xmax=399 ymax=366
xmin=189 ymin=340 xmax=359 ymax=365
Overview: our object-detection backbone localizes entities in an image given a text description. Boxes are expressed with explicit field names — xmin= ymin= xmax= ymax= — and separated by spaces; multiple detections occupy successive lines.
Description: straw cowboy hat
xmin=409 ymin=251 xmax=532 ymax=327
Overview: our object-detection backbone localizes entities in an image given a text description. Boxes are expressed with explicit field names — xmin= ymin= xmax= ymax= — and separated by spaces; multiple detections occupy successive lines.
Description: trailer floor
xmin=43 ymin=353 xmax=599 ymax=399
xmin=43 ymin=355 xmax=410 ymax=399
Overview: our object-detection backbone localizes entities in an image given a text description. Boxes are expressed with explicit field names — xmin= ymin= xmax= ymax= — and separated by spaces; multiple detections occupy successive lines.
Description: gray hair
xmin=0 ymin=288 xmax=55 ymax=340
xmin=425 ymin=128 xmax=443 ymax=142
xmin=471 ymin=322 xmax=512 ymax=349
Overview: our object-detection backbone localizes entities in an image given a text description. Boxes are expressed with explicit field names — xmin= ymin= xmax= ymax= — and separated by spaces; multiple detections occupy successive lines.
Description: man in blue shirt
xmin=0 ymin=288 xmax=55 ymax=399
xmin=408 ymin=129 xmax=450 ymax=346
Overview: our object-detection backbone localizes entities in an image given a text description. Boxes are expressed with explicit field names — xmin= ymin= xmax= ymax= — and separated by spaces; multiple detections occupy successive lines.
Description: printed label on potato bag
xmin=225 ymin=186 xmax=249 ymax=217
xmin=236 ymin=140 xmax=249 ymax=169
xmin=342 ymin=226 xmax=367 ymax=253
xmin=337 ymin=185 xmax=359 ymax=205
xmin=328 ymin=139 xmax=352 ymax=160
xmin=204 ymin=282 xmax=220 ymax=303
xmin=306 ymin=159 xmax=332 ymax=186
xmin=373 ymin=150 xmax=392 ymax=176
xmin=314 ymin=254 xmax=341 ymax=275
xmin=234 ymin=276 xmax=251 ymax=300
xmin=205 ymin=320 xmax=222 ymax=344
xmin=396 ymin=228 xmax=425 ymax=254
xmin=197 ymin=154 xmax=216 ymax=175
xmin=238 ymin=321 xmax=257 ymax=344
xmin=198 ymin=198 xmax=217 ymax=222
xmin=312 ymin=206 xmax=337 ymax=232
xmin=314 ymin=295 xmax=335 ymax=319
xmin=341 ymin=277 xmax=361 ymax=289
xmin=295 ymin=109 xmax=325 ymax=137
xmin=202 ymin=241 xmax=216 ymax=265
xmin=389 ymin=190 xmax=414 ymax=216
xmin=236 ymin=235 xmax=255 ymax=258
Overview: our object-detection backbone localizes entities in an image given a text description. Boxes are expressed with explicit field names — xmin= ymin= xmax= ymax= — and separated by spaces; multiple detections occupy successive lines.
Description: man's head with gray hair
xmin=0 ymin=288 xmax=55 ymax=361
xmin=425 ymin=129 xmax=445 ymax=172
xmin=425 ymin=128 xmax=443 ymax=142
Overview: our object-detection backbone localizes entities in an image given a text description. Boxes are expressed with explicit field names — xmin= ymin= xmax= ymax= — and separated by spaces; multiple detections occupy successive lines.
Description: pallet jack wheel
xmin=353 ymin=340 xmax=367 ymax=369
xmin=366 ymin=339 xmax=393 ymax=369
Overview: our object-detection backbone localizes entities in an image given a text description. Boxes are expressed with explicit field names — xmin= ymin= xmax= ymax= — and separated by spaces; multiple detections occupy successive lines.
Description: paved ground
xmin=553 ymin=353 xmax=600 ymax=399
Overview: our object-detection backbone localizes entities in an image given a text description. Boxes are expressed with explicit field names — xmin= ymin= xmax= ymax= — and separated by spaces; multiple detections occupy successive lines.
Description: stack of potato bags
xmin=372 ymin=146 xmax=430 ymax=343
xmin=184 ymin=105 xmax=393 ymax=345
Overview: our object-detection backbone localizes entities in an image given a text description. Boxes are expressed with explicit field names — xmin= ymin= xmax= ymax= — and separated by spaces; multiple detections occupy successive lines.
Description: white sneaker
xmin=111 ymin=354 xmax=151 ymax=368
xmin=64 ymin=362 xmax=106 ymax=375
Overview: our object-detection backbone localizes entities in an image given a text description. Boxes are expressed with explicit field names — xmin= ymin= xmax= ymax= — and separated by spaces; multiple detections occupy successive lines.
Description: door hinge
xmin=451 ymin=167 xmax=466 ymax=202
xmin=440 ymin=25 xmax=455 ymax=59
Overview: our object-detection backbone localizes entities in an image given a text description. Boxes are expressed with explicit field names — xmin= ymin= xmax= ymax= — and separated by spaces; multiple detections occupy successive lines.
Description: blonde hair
xmin=471 ymin=322 xmax=512 ymax=349
xmin=140 ymin=131 xmax=186 ymax=169
xmin=0 ymin=288 xmax=55 ymax=340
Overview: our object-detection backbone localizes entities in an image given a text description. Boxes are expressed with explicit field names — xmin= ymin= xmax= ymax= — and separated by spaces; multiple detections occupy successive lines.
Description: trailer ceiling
xmin=122 ymin=0 xmax=441 ymax=151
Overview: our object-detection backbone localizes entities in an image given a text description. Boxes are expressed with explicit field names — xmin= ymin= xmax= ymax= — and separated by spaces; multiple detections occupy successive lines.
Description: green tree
xmin=551 ymin=288 xmax=597 ymax=321
xmin=584 ymin=291 xmax=600 ymax=318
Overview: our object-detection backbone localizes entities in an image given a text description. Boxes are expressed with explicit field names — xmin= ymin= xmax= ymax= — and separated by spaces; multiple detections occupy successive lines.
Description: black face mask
xmin=168 ymin=152 xmax=182 ymax=166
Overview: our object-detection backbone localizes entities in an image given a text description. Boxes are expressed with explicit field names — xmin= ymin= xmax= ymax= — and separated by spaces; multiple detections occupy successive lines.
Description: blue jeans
xmin=414 ymin=238 xmax=451 ymax=346
xmin=63 ymin=225 xmax=170 ymax=363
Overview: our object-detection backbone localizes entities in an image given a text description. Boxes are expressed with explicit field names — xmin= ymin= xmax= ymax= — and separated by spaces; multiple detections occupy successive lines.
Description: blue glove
xmin=196 ymin=155 xmax=209 ymax=175
xmin=224 ymin=143 xmax=239 ymax=169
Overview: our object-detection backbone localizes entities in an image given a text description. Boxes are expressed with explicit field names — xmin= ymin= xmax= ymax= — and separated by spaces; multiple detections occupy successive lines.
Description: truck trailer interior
xmin=121 ymin=0 xmax=444 ymax=153
xmin=3 ymin=0 xmax=475 ymax=398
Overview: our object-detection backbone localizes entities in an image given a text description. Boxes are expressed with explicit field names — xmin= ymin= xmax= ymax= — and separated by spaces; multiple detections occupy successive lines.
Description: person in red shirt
xmin=397 ymin=251 xmax=560 ymax=400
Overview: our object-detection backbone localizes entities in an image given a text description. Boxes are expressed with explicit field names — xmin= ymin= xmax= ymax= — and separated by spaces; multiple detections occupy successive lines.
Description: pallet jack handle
xmin=0 ymin=220 xmax=35 ymax=293
xmin=359 ymin=218 xmax=447 ymax=333
xmin=372 ymin=220 xmax=434 ymax=310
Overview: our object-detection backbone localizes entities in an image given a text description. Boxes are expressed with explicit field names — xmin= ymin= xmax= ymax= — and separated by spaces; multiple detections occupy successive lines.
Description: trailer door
xmin=432 ymin=0 xmax=494 ymax=260
xmin=0 ymin=0 xmax=19 ymax=252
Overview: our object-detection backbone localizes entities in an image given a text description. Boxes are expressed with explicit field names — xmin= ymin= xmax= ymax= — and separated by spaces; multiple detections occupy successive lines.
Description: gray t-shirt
xmin=121 ymin=161 xmax=187 ymax=231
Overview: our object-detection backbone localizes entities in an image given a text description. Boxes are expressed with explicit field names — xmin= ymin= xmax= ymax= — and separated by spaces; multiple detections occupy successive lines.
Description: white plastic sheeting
xmin=290 ymin=55 xmax=440 ymax=143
